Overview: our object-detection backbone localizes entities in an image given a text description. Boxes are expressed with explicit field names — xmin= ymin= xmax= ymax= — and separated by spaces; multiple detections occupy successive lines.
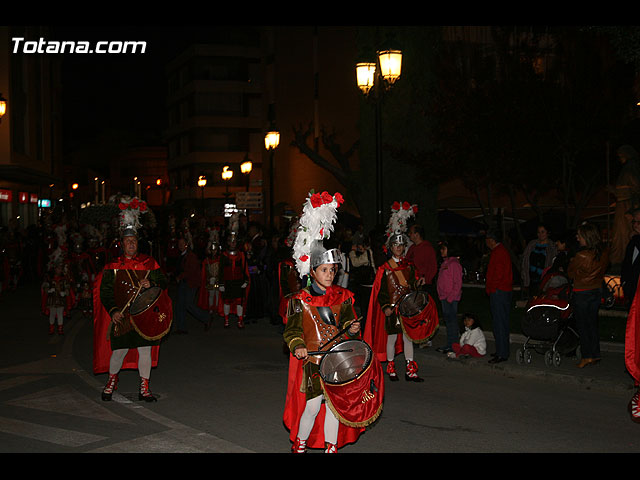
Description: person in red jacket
xmin=484 ymin=230 xmax=513 ymax=364
xmin=406 ymin=224 xmax=438 ymax=286
xmin=174 ymin=237 xmax=212 ymax=333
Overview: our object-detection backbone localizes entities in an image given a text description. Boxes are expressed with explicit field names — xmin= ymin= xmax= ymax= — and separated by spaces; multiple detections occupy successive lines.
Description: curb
xmin=417 ymin=327 xmax=634 ymax=395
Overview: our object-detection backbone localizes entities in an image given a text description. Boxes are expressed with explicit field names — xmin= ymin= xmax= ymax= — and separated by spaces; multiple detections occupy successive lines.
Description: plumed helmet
xmin=385 ymin=201 xmax=418 ymax=247
xmin=292 ymin=190 xmax=344 ymax=278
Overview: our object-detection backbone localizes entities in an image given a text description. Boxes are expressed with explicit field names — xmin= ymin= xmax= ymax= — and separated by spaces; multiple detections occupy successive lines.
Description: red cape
xmin=363 ymin=263 xmax=405 ymax=363
xmin=197 ymin=257 xmax=219 ymax=312
xmin=626 ymin=277 xmax=640 ymax=385
xmin=217 ymin=250 xmax=250 ymax=316
xmin=282 ymin=284 xmax=365 ymax=449
xmin=92 ymin=254 xmax=162 ymax=375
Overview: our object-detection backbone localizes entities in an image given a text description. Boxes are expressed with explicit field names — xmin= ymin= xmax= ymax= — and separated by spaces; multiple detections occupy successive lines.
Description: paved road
xmin=1 ymin=283 xmax=640 ymax=453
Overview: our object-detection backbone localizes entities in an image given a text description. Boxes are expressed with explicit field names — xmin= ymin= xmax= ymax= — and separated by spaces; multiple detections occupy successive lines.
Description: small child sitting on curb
xmin=448 ymin=313 xmax=486 ymax=359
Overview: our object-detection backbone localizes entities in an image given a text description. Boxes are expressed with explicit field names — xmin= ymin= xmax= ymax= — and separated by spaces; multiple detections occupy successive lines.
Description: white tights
xmin=109 ymin=346 xmax=152 ymax=378
xmin=387 ymin=333 xmax=414 ymax=362
xmin=208 ymin=290 xmax=219 ymax=309
xmin=49 ymin=306 xmax=64 ymax=326
xmin=297 ymin=395 xmax=339 ymax=444
xmin=223 ymin=303 xmax=243 ymax=317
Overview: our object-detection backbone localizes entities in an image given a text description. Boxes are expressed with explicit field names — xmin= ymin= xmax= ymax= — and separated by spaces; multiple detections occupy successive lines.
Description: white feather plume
xmin=292 ymin=191 xmax=343 ymax=278
xmin=385 ymin=201 xmax=418 ymax=241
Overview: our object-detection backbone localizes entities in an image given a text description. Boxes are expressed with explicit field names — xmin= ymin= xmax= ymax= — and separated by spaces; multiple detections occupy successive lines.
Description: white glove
xmin=241 ymin=282 xmax=247 ymax=288
xmin=219 ymin=286 xmax=225 ymax=292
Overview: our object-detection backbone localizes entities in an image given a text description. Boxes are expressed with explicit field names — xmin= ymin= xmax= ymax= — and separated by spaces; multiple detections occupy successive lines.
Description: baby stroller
xmin=515 ymin=269 xmax=580 ymax=368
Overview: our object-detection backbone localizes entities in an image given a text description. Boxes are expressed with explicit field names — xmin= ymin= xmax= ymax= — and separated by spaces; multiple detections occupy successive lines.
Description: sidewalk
xmin=416 ymin=326 xmax=635 ymax=396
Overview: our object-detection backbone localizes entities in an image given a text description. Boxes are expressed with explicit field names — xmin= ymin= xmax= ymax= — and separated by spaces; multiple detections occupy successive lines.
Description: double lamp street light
xmin=355 ymin=49 xmax=402 ymax=227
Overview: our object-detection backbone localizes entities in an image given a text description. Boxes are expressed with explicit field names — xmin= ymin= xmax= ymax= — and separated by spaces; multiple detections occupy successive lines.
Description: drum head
xmin=319 ymin=340 xmax=372 ymax=385
xmin=130 ymin=286 xmax=162 ymax=316
xmin=397 ymin=291 xmax=428 ymax=318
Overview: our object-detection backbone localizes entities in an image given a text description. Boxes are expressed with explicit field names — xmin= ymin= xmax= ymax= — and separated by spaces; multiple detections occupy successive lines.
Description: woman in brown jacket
xmin=568 ymin=222 xmax=609 ymax=368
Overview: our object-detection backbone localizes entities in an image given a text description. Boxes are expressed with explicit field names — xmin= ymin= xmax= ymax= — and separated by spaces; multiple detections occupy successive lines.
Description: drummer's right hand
xmin=383 ymin=307 xmax=393 ymax=316
xmin=294 ymin=346 xmax=308 ymax=360
xmin=112 ymin=311 xmax=124 ymax=325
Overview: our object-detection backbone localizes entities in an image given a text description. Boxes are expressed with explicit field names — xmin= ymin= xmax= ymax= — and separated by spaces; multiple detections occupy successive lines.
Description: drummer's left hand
xmin=348 ymin=321 xmax=361 ymax=335
xmin=140 ymin=279 xmax=151 ymax=289
xmin=416 ymin=277 xmax=426 ymax=287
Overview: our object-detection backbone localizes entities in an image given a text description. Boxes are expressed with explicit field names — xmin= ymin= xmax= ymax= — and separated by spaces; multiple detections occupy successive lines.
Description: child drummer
xmin=283 ymin=191 xmax=373 ymax=453
xmin=364 ymin=201 xmax=432 ymax=382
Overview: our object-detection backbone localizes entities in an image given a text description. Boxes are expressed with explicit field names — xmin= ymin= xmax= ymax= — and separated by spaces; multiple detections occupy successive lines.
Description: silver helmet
xmin=387 ymin=232 xmax=409 ymax=247
xmin=310 ymin=240 xmax=341 ymax=269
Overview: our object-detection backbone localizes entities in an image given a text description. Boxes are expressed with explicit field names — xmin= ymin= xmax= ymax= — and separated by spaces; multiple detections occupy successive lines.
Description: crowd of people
xmin=7 ymin=185 xmax=640 ymax=447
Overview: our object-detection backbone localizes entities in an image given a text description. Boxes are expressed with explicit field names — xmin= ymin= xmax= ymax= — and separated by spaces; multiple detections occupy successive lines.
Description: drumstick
xmin=119 ymin=270 xmax=150 ymax=314
xmin=108 ymin=270 xmax=150 ymax=339
xmin=307 ymin=349 xmax=353 ymax=356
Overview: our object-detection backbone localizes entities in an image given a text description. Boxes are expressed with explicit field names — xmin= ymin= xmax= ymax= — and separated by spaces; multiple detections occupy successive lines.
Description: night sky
xmin=47 ymin=26 xmax=258 ymax=159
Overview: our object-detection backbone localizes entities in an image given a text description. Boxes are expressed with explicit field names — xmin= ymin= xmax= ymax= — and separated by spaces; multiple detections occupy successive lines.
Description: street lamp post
xmin=241 ymin=155 xmax=253 ymax=192
xmin=221 ymin=165 xmax=233 ymax=203
xmin=356 ymin=49 xmax=402 ymax=227
xmin=198 ymin=175 xmax=207 ymax=216
xmin=0 ymin=93 xmax=6 ymax=124
xmin=265 ymin=130 xmax=280 ymax=230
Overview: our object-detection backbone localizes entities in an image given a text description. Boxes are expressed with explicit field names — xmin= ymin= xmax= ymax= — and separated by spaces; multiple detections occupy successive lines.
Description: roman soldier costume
xmin=197 ymin=228 xmax=221 ymax=314
xmin=626 ymin=274 xmax=640 ymax=423
xmin=283 ymin=191 xmax=382 ymax=454
xmin=219 ymin=219 xmax=250 ymax=328
xmin=93 ymin=196 xmax=172 ymax=403
xmin=364 ymin=201 xmax=435 ymax=382
xmin=41 ymin=259 xmax=71 ymax=335
xmin=278 ymin=219 xmax=302 ymax=324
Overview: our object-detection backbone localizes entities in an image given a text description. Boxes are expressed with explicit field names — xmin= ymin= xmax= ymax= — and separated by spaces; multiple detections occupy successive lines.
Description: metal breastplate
xmin=111 ymin=269 xmax=147 ymax=337
xmin=204 ymin=260 xmax=220 ymax=290
xmin=385 ymin=267 xmax=411 ymax=306
xmin=301 ymin=303 xmax=342 ymax=365
xmin=113 ymin=269 xmax=146 ymax=311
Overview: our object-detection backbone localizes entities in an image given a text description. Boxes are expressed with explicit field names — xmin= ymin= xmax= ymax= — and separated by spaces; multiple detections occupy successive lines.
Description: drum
xmin=397 ymin=290 xmax=429 ymax=318
xmin=129 ymin=286 xmax=173 ymax=340
xmin=396 ymin=290 xmax=439 ymax=343
xmin=319 ymin=340 xmax=384 ymax=427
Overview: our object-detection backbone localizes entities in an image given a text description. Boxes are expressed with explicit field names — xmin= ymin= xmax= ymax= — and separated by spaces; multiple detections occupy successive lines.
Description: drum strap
xmin=388 ymin=259 xmax=409 ymax=288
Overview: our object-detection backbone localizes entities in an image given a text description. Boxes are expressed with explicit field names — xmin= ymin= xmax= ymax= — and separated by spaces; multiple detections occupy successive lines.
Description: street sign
xmin=236 ymin=191 xmax=263 ymax=209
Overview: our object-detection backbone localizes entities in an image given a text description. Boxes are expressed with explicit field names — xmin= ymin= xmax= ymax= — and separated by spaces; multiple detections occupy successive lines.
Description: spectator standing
xmin=549 ymin=231 xmax=575 ymax=275
xmin=568 ymin=222 xmax=609 ymax=368
xmin=174 ymin=237 xmax=212 ymax=333
xmin=436 ymin=241 xmax=463 ymax=354
xmin=484 ymin=230 xmax=513 ymax=364
xmin=521 ymin=224 xmax=556 ymax=297
xmin=348 ymin=236 xmax=376 ymax=319
xmin=406 ymin=224 xmax=438 ymax=288
xmin=245 ymin=223 xmax=268 ymax=323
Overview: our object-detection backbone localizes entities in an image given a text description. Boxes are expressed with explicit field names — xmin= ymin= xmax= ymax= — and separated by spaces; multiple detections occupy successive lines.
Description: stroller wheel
xmin=524 ymin=349 xmax=533 ymax=365
xmin=545 ymin=350 xmax=553 ymax=367
xmin=553 ymin=351 xmax=562 ymax=368
xmin=516 ymin=348 xmax=524 ymax=365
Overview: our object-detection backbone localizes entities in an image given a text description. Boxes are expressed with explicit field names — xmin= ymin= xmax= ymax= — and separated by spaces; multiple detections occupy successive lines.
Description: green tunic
xmin=283 ymin=285 xmax=358 ymax=400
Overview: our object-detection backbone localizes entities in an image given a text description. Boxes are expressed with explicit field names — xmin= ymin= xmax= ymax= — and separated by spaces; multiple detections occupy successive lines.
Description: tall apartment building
xmin=0 ymin=26 xmax=63 ymax=228
xmin=164 ymin=28 xmax=267 ymax=222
